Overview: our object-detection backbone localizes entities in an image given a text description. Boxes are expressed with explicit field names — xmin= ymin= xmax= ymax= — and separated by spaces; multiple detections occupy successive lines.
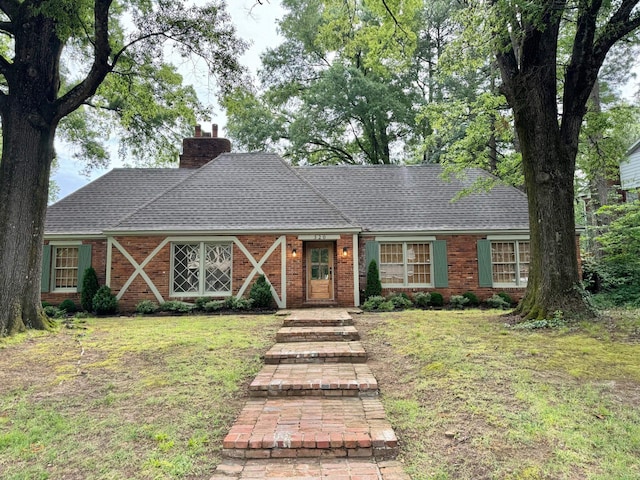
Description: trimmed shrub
xmin=160 ymin=300 xmax=194 ymax=313
xmin=362 ymin=295 xmax=385 ymax=311
xmin=93 ymin=286 xmax=118 ymax=315
xmin=430 ymin=291 xmax=444 ymax=307
xmin=250 ymin=275 xmax=273 ymax=309
xmin=195 ymin=297 xmax=212 ymax=311
xmin=80 ymin=267 xmax=99 ymax=312
xmin=386 ymin=293 xmax=413 ymax=309
xmin=204 ymin=300 xmax=226 ymax=312
xmin=497 ymin=292 xmax=514 ymax=306
xmin=224 ymin=296 xmax=254 ymax=311
xmin=413 ymin=292 xmax=431 ymax=308
xmin=486 ymin=294 xmax=510 ymax=309
xmin=377 ymin=300 xmax=395 ymax=312
xmin=462 ymin=291 xmax=480 ymax=307
xmin=449 ymin=295 xmax=469 ymax=309
xmin=364 ymin=260 xmax=383 ymax=299
xmin=135 ymin=300 xmax=159 ymax=314
xmin=58 ymin=299 xmax=77 ymax=313
xmin=41 ymin=301 xmax=52 ymax=308
xmin=43 ymin=305 xmax=60 ymax=317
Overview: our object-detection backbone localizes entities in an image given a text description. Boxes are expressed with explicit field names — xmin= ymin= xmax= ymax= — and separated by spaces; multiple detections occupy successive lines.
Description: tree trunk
xmin=0 ymin=105 xmax=57 ymax=335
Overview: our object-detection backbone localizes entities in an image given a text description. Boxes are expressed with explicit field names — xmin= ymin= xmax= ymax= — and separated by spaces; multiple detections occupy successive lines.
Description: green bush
xmin=250 ymin=275 xmax=273 ymax=309
xmin=203 ymin=300 xmax=226 ymax=312
xmin=224 ymin=296 xmax=254 ymax=311
xmin=41 ymin=301 xmax=52 ymax=308
xmin=364 ymin=260 xmax=383 ymax=299
xmin=449 ymin=295 xmax=469 ymax=309
xmin=160 ymin=300 xmax=194 ymax=313
xmin=93 ymin=286 xmax=118 ymax=315
xmin=43 ymin=305 xmax=60 ymax=317
xmin=135 ymin=300 xmax=159 ymax=314
xmin=486 ymin=294 xmax=510 ymax=309
xmin=413 ymin=292 xmax=431 ymax=308
xmin=58 ymin=299 xmax=77 ymax=313
xmin=430 ymin=292 xmax=444 ymax=307
xmin=362 ymin=295 xmax=385 ymax=311
xmin=386 ymin=293 xmax=413 ymax=309
xmin=194 ymin=297 xmax=212 ymax=311
xmin=80 ymin=267 xmax=99 ymax=312
xmin=497 ymin=292 xmax=514 ymax=306
xmin=377 ymin=300 xmax=395 ymax=312
xmin=462 ymin=291 xmax=480 ymax=307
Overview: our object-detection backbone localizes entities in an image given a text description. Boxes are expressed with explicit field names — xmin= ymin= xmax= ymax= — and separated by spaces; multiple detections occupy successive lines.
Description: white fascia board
xmin=44 ymin=233 xmax=106 ymax=240
xmin=103 ymin=228 xmax=362 ymax=236
xmin=365 ymin=229 xmax=531 ymax=237
xmin=374 ymin=235 xmax=437 ymax=242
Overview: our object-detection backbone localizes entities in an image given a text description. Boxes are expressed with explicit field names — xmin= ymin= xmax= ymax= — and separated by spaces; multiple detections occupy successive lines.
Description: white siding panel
xmin=621 ymin=151 xmax=640 ymax=190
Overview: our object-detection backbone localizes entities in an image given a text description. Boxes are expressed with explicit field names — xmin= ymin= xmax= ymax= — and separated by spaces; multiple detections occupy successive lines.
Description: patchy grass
xmin=359 ymin=309 xmax=640 ymax=480
xmin=0 ymin=314 xmax=279 ymax=480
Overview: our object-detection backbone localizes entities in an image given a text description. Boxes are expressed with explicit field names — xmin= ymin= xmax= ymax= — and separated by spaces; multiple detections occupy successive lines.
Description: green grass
xmin=0 ymin=314 xmax=279 ymax=480
xmin=361 ymin=309 xmax=640 ymax=480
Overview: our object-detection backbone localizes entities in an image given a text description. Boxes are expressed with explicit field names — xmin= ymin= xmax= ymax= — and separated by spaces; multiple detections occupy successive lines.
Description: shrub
xmin=250 ymin=275 xmax=273 ymax=309
xmin=462 ymin=291 xmax=480 ymax=307
xmin=413 ymin=292 xmax=431 ymax=308
xmin=93 ymin=286 xmax=118 ymax=315
xmin=362 ymin=295 xmax=385 ymax=311
xmin=74 ymin=311 xmax=91 ymax=319
xmin=497 ymin=292 xmax=514 ymax=306
xmin=160 ymin=300 xmax=194 ymax=314
xmin=58 ymin=299 xmax=77 ymax=313
xmin=449 ymin=295 xmax=469 ymax=309
xmin=224 ymin=296 xmax=254 ymax=311
xmin=486 ymin=294 xmax=510 ymax=309
xmin=364 ymin=260 xmax=383 ymax=299
xmin=135 ymin=300 xmax=159 ymax=314
xmin=194 ymin=297 xmax=212 ymax=311
xmin=41 ymin=301 xmax=52 ymax=308
xmin=43 ymin=305 xmax=60 ymax=317
xmin=430 ymin=292 xmax=444 ymax=307
xmin=80 ymin=267 xmax=99 ymax=312
xmin=386 ymin=293 xmax=413 ymax=309
xmin=203 ymin=300 xmax=226 ymax=312
xmin=377 ymin=300 xmax=395 ymax=312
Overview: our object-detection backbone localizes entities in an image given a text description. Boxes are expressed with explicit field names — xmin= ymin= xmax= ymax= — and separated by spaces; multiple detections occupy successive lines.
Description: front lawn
xmin=0 ymin=314 xmax=280 ymax=480
xmin=359 ymin=309 xmax=640 ymax=480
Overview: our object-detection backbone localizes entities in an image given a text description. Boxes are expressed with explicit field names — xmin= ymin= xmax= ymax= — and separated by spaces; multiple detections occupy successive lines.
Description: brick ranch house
xmin=43 ymin=127 xmax=533 ymax=311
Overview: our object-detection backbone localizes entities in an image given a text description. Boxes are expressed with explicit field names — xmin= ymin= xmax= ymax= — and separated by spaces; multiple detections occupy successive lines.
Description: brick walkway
xmin=211 ymin=309 xmax=410 ymax=479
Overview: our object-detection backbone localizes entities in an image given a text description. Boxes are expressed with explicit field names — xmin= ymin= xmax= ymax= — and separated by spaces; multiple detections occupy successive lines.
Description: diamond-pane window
xmin=172 ymin=242 xmax=232 ymax=296
xmin=379 ymin=242 xmax=432 ymax=287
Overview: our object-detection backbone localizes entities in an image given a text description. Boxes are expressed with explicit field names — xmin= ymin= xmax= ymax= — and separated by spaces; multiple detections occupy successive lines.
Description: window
xmin=491 ymin=241 xmax=529 ymax=287
xmin=172 ymin=242 xmax=232 ymax=296
xmin=52 ymin=246 xmax=79 ymax=292
xmin=379 ymin=242 xmax=432 ymax=287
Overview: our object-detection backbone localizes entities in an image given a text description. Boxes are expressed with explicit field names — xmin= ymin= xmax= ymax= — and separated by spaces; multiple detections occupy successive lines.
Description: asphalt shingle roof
xmin=45 ymin=153 xmax=530 ymax=235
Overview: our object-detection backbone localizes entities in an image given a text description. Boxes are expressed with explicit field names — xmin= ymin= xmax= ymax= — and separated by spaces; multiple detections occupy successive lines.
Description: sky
xmin=52 ymin=0 xmax=285 ymax=201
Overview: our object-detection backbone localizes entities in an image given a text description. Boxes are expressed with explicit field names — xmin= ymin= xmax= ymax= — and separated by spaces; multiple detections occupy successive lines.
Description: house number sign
xmin=298 ymin=234 xmax=341 ymax=241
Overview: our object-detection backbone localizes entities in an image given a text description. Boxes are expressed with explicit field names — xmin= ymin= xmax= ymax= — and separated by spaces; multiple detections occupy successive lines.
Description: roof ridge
xmin=283 ymin=159 xmax=361 ymax=228
xmin=110 ymin=155 xmax=227 ymax=229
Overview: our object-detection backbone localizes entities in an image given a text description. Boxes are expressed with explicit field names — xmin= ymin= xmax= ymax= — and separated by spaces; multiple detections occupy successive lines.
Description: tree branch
xmin=594 ymin=0 xmax=640 ymax=64
xmin=0 ymin=21 xmax=13 ymax=34
xmin=0 ymin=0 xmax=19 ymax=20
xmin=0 ymin=53 xmax=11 ymax=77
xmin=53 ymin=0 xmax=114 ymax=121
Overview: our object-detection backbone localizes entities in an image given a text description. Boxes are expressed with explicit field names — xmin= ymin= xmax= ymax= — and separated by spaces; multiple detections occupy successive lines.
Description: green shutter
xmin=477 ymin=239 xmax=493 ymax=287
xmin=41 ymin=245 xmax=51 ymax=293
xmin=433 ymin=240 xmax=448 ymax=288
xmin=76 ymin=245 xmax=92 ymax=292
xmin=364 ymin=241 xmax=379 ymax=271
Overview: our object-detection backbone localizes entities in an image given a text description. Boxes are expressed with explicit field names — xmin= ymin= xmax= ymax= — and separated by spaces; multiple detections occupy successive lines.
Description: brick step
xmin=282 ymin=310 xmax=354 ymax=327
xmin=250 ymin=364 xmax=378 ymax=397
xmin=276 ymin=326 xmax=360 ymax=343
xmin=222 ymin=398 xmax=398 ymax=460
xmin=211 ymin=458 xmax=411 ymax=479
xmin=264 ymin=341 xmax=367 ymax=364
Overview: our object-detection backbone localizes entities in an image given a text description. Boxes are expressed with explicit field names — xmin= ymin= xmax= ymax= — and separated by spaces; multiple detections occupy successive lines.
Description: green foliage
xmin=365 ymin=260 xmax=383 ymax=299
xmin=194 ymin=297 xmax=213 ymax=311
xmin=43 ymin=305 xmax=64 ymax=318
xmin=362 ymin=296 xmax=386 ymax=312
xmin=430 ymin=292 xmax=444 ymax=307
xmin=449 ymin=295 xmax=469 ymax=309
xmin=377 ymin=300 xmax=395 ymax=312
xmin=386 ymin=293 xmax=413 ymax=309
xmin=160 ymin=301 xmax=194 ymax=314
xmin=92 ymin=286 xmax=118 ymax=315
xmin=510 ymin=311 xmax=567 ymax=330
xmin=203 ymin=300 xmax=226 ymax=312
xmin=497 ymin=292 xmax=514 ymax=306
xmin=249 ymin=275 xmax=274 ymax=309
xmin=58 ymin=299 xmax=78 ymax=313
xmin=224 ymin=297 xmax=254 ymax=311
xmin=486 ymin=293 xmax=510 ymax=310
xmin=80 ymin=267 xmax=99 ymax=312
xmin=462 ymin=291 xmax=480 ymax=307
xmin=413 ymin=292 xmax=432 ymax=308
xmin=135 ymin=300 xmax=160 ymax=314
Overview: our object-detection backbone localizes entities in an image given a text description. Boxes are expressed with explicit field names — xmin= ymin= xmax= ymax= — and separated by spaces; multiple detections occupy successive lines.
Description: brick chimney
xmin=179 ymin=123 xmax=232 ymax=168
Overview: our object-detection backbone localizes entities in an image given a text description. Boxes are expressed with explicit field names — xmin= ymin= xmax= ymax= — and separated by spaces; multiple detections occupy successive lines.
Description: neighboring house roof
xmin=298 ymin=165 xmax=529 ymax=232
xmin=45 ymin=152 xmax=530 ymax=236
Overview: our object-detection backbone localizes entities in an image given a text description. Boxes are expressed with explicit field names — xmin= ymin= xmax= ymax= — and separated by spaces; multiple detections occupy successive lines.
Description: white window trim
xmin=50 ymin=241 xmax=82 ymax=293
xmin=379 ymin=241 xmax=433 ymax=288
xmin=491 ymin=240 xmax=529 ymax=288
xmin=170 ymin=241 xmax=233 ymax=297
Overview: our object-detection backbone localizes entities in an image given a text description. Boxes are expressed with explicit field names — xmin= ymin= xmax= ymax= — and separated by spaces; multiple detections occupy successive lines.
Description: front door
xmin=307 ymin=242 xmax=334 ymax=301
